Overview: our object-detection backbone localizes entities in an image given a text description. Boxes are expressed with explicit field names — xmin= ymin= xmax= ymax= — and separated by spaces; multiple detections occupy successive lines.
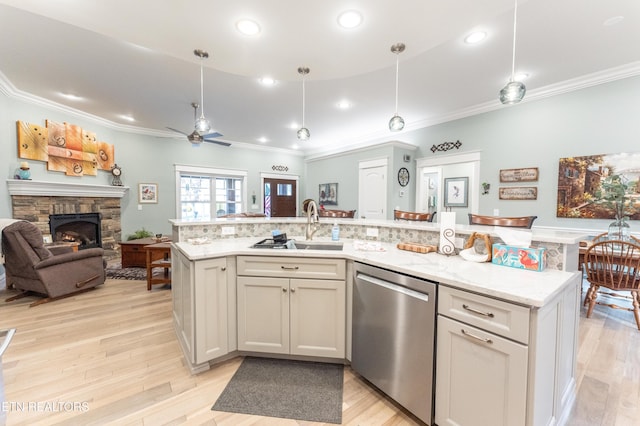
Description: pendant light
xmin=194 ymin=49 xmax=212 ymax=133
xmin=389 ymin=43 xmax=406 ymax=132
xmin=499 ymin=0 xmax=526 ymax=104
xmin=297 ymin=66 xmax=310 ymax=141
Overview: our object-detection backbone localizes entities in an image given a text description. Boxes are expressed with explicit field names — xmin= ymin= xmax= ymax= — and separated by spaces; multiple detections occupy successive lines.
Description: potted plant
xmin=596 ymin=174 xmax=632 ymax=240
xmin=126 ymin=228 xmax=154 ymax=241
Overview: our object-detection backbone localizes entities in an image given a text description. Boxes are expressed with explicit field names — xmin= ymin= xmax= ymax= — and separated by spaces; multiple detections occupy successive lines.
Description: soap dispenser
xmin=331 ymin=221 xmax=340 ymax=241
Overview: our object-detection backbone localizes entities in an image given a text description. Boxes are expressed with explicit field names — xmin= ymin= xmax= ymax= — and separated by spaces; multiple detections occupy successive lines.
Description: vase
xmin=607 ymin=217 xmax=631 ymax=241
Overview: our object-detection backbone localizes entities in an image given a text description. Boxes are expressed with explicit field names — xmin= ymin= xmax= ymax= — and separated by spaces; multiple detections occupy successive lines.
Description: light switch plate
xmin=221 ymin=226 xmax=235 ymax=236
xmin=366 ymin=228 xmax=378 ymax=237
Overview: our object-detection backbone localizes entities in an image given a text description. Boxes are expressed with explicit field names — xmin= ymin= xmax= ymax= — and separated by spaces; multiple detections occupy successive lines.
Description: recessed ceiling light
xmin=236 ymin=19 xmax=261 ymax=36
xmin=291 ymin=144 xmax=299 ymax=150
xmin=259 ymin=76 xmax=276 ymax=86
xmin=289 ymin=122 xmax=299 ymax=130
xmin=119 ymin=115 xmax=135 ymax=122
xmin=258 ymin=137 xmax=268 ymax=143
xmin=337 ymin=100 xmax=351 ymax=109
xmin=59 ymin=92 xmax=83 ymax=101
xmin=337 ymin=10 xmax=363 ymax=29
xmin=514 ymin=72 xmax=529 ymax=81
xmin=603 ymin=16 xmax=624 ymax=26
xmin=464 ymin=31 xmax=487 ymax=44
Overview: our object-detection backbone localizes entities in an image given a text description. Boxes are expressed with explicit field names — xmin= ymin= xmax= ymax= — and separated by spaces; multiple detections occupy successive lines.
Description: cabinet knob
xmin=290 ymin=288 xmax=296 ymax=293
xmin=221 ymin=267 xmax=226 ymax=271
xmin=282 ymin=287 xmax=287 ymax=293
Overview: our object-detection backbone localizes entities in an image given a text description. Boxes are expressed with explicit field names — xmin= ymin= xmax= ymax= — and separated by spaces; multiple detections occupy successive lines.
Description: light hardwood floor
xmin=1 ymin=278 xmax=639 ymax=425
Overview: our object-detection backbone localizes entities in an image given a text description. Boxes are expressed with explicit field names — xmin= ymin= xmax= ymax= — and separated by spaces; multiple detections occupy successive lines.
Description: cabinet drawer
xmin=438 ymin=285 xmax=530 ymax=344
xmin=237 ymin=256 xmax=345 ymax=280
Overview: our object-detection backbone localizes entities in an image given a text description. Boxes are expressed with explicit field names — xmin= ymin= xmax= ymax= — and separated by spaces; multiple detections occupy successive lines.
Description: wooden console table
xmin=119 ymin=236 xmax=170 ymax=268
xmin=145 ymin=242 xmax=171 ymax=291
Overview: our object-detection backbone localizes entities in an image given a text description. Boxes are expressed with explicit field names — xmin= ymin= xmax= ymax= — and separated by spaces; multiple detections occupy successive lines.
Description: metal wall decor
xmin=431 ymin=140 xmax=462 ymax=153
xmin=271 ymin=165 xmax=289 ymax=172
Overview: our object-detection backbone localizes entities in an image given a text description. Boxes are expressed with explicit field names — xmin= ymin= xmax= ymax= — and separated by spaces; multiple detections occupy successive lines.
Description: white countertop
xmin=174 ymin=237 xmax=581 ymax=308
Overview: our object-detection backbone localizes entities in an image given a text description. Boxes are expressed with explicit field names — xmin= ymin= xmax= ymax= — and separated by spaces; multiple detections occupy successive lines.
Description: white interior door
xmin=358 ymin=158 xmax=388 ymax=220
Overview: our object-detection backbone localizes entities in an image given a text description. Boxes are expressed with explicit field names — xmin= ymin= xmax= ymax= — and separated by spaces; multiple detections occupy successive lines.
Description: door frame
xmin=260 ymin=172 xmax=300 ymax=216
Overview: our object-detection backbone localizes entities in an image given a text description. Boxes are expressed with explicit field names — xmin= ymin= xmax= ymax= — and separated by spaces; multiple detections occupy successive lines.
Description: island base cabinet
xmin=435 ymin=315 xmax=528 ymax=426
xmin=237 ymin=276 xmax=345 ymax=358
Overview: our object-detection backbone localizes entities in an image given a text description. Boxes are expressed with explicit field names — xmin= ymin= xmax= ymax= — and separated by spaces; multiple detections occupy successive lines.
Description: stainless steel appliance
xmin=352 ymin=262 xmax=437 ymax=425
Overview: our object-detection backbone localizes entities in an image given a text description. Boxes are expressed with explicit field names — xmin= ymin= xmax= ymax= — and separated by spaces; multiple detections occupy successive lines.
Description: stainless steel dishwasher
xmin=352 ymin=262 xmax=437 ymax=425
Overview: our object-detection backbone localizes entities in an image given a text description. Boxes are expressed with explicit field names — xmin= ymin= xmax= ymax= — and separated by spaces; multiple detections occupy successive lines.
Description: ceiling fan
xmin=167 ymin=102 xmax=230 ymax=147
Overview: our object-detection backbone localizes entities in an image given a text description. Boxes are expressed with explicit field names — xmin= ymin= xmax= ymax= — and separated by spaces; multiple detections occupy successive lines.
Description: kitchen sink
xmin=294 ymin=241 xmax=343 ymax=251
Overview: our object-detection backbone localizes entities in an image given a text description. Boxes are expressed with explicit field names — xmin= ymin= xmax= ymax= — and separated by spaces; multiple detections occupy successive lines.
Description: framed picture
xmin=319 ymin=183 xmax=338 ymax=205
xmin=444 ymin=177 xmax=468 ymax=207
xmin=138 ymin=183 xmax=158 ymax=204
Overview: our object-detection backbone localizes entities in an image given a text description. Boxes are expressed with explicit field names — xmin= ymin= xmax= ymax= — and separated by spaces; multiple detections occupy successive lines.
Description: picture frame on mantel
xmin=138 ymin=183 xmax=158 ymax=204
xmin=444 ymin=177 xmax=468 ymax=207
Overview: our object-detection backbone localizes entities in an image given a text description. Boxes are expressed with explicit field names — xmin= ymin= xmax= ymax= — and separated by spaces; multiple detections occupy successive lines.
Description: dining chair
xmin=583 ymin=238 xmax=640 ymax=330
xmin=468 ymin=214 xmax=537 ymax=229
xmin=394 ymin=210 xmax=435 ymax=222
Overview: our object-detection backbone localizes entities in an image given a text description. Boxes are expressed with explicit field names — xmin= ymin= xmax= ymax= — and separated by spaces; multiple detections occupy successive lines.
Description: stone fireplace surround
xmin=7 ymin=180 xmax=129 ymax=260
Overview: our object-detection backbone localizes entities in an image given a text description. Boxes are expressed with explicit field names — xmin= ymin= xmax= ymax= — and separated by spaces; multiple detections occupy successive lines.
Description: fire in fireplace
xmin=49 ymin=213 xmax=102 ymax=250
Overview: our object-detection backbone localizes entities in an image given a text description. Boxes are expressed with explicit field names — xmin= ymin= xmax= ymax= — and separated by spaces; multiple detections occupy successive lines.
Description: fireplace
xmin=49 ymin=213 xmax=102 ymax=250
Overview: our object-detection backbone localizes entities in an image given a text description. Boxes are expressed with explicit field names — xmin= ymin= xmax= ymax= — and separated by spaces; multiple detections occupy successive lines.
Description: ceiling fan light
xmin=389 ymin=114 xmax=405 ymax=132
xmin=297 ymin=127 xmax=310 ymax=141
xmin=499 ymin=81 xmax=526 ymax=104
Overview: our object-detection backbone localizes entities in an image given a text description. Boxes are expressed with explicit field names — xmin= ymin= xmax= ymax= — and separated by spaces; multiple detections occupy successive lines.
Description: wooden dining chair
xmin=583 ymin=239 xmax=640 ymax=330
xmin=468 ymin=214 xmax=537 ymax=229
xmin=393 ymin=209 xmax=435 ymax=222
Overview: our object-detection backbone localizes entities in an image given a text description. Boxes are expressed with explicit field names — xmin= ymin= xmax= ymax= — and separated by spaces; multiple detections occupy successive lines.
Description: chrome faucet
xmin=305 ymin=200 xmax=319 ymax=240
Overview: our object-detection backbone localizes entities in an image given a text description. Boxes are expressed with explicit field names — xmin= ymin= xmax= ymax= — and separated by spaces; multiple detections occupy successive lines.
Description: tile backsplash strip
xmin=172 ymin=220 xmax=564 ymax=271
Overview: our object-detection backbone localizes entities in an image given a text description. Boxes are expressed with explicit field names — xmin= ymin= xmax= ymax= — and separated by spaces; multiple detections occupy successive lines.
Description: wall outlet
xmin=137 ymin=204 xmax=142 ymax=211
xmin=493 ymin=209 xmax=500 ymax=216
xmin=366 ymin=228 xmax=379 ymax=238
xmin=455 ymin=237 xmax=465 ymax=248
xmin=221 ymin=226 xmax=235 ymax=236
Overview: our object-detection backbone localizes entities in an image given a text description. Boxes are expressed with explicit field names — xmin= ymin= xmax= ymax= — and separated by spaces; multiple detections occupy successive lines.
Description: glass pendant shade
xmin=389 ymin=114 xmax=405 ymax=132
xmin=499 ymin=81 xmax=526 ymax=104
xmin=195 ymin=116 xmax=211 ymax=133
xmin=297 ymin=127 xmax=310 ymax=140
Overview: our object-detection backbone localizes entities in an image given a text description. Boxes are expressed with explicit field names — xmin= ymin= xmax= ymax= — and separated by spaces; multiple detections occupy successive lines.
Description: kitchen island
xmin=170 ymin=226 xmax=583 ymax=426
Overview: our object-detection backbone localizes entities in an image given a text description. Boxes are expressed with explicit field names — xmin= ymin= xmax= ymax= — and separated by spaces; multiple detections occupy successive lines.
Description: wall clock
xmin=398 ymin=167 xmax=410 ymax=187
xmin=111 ymin=164 xmax=123 ymax=186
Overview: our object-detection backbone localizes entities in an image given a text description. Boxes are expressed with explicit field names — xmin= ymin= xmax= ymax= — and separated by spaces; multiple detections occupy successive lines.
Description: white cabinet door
xmin=194 ymin=257 xmax=228 ymax=363
xmin=237 ymin=276 xmax=289 ymax=354
xmin=436 ymin=315 xmax=528 ymax=426
xmin=290 ymin=278 xmax=345 ymax=358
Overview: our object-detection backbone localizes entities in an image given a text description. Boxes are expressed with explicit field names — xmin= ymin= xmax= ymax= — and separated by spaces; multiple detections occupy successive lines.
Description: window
xmin=175 ymin=165 xmax=247 ymax=219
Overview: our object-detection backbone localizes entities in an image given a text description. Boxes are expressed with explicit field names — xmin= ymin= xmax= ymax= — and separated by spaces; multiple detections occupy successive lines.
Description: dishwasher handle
xmin=356 ymin=272 xmax=430 ymax=302
xmin=0 ymin=328 xmax=16 ymax=357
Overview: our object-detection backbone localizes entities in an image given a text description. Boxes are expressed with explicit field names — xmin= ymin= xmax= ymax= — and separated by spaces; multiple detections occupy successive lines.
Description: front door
xmin=264 ymin=178 xmax=297 ymax=217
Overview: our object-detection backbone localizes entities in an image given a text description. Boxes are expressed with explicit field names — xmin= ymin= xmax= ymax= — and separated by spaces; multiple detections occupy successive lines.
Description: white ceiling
xmin=0 ymin=0 xmax=639 ymax=156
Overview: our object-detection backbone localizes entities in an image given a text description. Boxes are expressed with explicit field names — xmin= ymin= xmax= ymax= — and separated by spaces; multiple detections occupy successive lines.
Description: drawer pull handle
xmin=462 ymin=304 xmax=494 ymax=318
xmin=461 ymin=328 xmax=493 ymax=344
xmin=280 ymin=266 xmax=299 ymax=270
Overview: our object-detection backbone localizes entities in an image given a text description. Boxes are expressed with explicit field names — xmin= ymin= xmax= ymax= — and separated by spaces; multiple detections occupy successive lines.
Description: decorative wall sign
xmin=139 ymin=183 xmax=158 ymax=204
xmin=17 ymin=119 xmax=115 ymax=177
xmin=499 ymin=186 xmax=538 ymax=200
xmin=499 ymin=167 xmax=539 ymax=182
xmin=431 ymin=140 xmax=462 ymax=153
xmin=319 ymin=183 xmax=338 ymax=205
xmin=444 ymin=177 xmax=468 ymax=207
xmin=557 ymin=152 xmax=640 ymax=219
xmin=271 ymin=165 xmax=289 ymax=172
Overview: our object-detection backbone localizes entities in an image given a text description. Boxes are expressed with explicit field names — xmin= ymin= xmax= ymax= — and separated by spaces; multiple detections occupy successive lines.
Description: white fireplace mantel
xmin=7 ymin=179 xmax=129 ymax=198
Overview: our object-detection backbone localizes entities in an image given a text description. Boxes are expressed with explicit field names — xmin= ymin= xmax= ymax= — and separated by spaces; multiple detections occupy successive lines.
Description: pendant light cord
xmin=394 ymin=54 xmax=400 ymax=114
xmin=510 ymin=0 xmax=518 ymax=82
xmin=301 ymin=74 xmax=306 ymax=127
xmin=199 ymin=59 xmax=206 ymax=119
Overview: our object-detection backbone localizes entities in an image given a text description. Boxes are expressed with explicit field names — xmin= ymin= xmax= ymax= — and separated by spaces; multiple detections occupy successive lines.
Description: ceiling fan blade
xmin=201 ymin=131 xmax=223 ymax=139
xmin=166 ymin=127 xmax=189 ymax=136
xmin=203 ymin=139 xmax=231 ymax=147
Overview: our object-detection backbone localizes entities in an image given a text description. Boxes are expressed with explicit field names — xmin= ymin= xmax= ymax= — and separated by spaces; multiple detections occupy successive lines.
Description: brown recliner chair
xmin=2 ymin=220 xmax=105 ymax=306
